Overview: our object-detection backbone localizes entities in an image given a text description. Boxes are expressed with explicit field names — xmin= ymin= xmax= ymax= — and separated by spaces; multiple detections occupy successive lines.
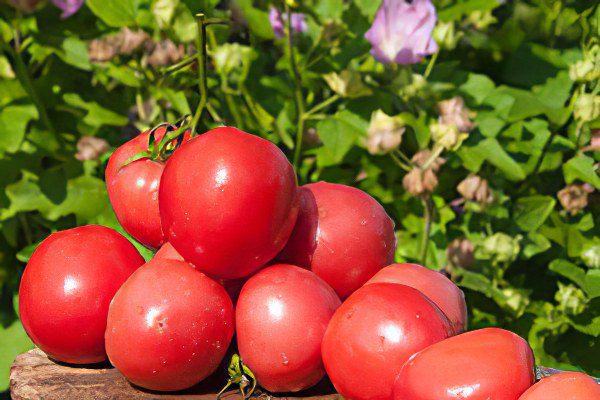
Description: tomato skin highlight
xmin=518 ymin=372 xmax=600 ymax=400
xmin=321 ymin=283 xmax=452 ymax=400
xmin=19 ymin=225 xmax=144 ymax=364
xmin=159 ymin=126 xmax=299 ymax=280
xmin=365 ymin=263 xmax=467 ymax=333
xmin=236 ymin=264 xmax=341 ymax=393
xmin=105 ymin=258 xmax=234 ymax=392
xmin=278 ymin=182 xmax=396 ymax=299
xmin=393 ymin=328 xmax=536 ymax=400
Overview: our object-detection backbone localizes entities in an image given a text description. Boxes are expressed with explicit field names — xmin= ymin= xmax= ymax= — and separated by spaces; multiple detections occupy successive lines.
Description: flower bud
xmin=324 ymin=70 xmax=372 ymax=98
xmin=569 ymin=60 xmax=599 ymax=82
xmin=268 ymin=6 xmax=307 ymax=39
xmin=438 ymin=96 xmax=475 ymax=133
xmin=478 ymin=233 xmax=520 ymax=264
xmin=147 ymin=40 xmax=185 ymax=67
xmin=555 ymin=283 xmax=586 ymax=315
xmin=581 ymin=244 xmax=600 ymax=269
xmin=402 ymin=150 xmax=445 ymax=196
xmin=431 ymin=122 xmax=467 ymax=151
xmin=364 ymin=110 xmax=405 ymax=155
xmin=557 ymin=183 xmax=594 ymax=215
xmin=75 ymin=136 xmax=110 ymax=161
xmin=457 ymin=174 xmax=493 ymax=206
xmin=573 ymin=94 xmax=600 ymax=123
xmin=433 ymin=21 xmax=462 ymax=50
xmin=446 ymin=238 xmax=474 ymax=269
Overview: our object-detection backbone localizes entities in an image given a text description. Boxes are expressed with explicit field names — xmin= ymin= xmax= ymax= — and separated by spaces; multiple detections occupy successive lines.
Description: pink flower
xmin=268 ymin=6 xmax=307 ymax=39
xmin=52 ymin=0 xmax=84 ymax=18
xmin=365 ymin=0 xmax=438 ymax=65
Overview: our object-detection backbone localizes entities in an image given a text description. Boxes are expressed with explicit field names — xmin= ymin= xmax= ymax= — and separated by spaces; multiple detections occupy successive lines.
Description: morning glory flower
xmin=365 ymin=0 xmax=438 ymax=65
xmin=52 ymin=0 xmax=84 ymax=18
xmin=268 ymin=6 xmax=307 ymax=39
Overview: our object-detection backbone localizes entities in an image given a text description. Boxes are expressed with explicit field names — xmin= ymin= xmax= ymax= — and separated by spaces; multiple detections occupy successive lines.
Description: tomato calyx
xmin=217 ymin=354 xmax=257 ymax=400
xmin=124 ymin=114 xmax=192 ymax=166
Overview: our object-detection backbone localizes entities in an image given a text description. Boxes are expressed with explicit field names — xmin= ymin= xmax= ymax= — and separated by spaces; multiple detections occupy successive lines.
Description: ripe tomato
xmin=106 ymin=126 xmax=191 ymax=249
xmin=278 ymin=182 xmax=396 ymax=299
xmin=153 ymin=242 xmax=245 ymax=302
xmin=159 ymin=126 xmax=299 ymax=280
xmin=105 ymin=258 xmax=234 ymax=391
xmin=393 ymin=328 xmax=535 ymax=400
xmin=365 ymin=263 xmax=467 ymax=333
xmin=236 ymin=264 xmax=341 ymax=392
xmin=518 ymin=372 xmax=600 ymax=400
xmin=19 ymin=225 xmax=144 ymax=364
xmin=321 ymin=283 xmax=452 ymax=400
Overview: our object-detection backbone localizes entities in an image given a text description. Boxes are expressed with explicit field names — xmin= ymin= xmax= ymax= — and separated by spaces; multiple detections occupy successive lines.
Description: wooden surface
xmin=10 ymin=349 xmax=343 ymax=400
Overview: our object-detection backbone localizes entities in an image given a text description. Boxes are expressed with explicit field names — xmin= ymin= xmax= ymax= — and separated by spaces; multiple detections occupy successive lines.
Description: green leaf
xmin=549 ymin=259 xmax=586 ymax=288
xmin=584 ymin=270 xmax=600 ymax=299
xmin=316 ymin=111 xmax=365 ymax=167
xmin=0 ymin=105 xmax=38 ymax=154
xmin=563 ymin=155 xmax=600 ymax=189
xmin=513 ymin=196 xmax=556 ymax=232
xmin=438 ymin=0 xmax=501 ymax=22
xmin=233 ymin=0 xmax=274 ymax=40
xmin=63 ymin=94 xmax=128 ymax=127
xmin=86 ymin=0 xmax=140 ymax=27
xmin=459 ymin=138 xmax=526 ymax=181
xmin=60 ymin=37 xmax=91 ymax=71
xmin=0 ymin=320 xmax=33 ymax=391
xmin=523 ymin=231 xmax=551 ymax=258
xmin=314 ymin=0 xmax=344 ymax=21
xmin=459 ymin=73 xmax=495 ymax=105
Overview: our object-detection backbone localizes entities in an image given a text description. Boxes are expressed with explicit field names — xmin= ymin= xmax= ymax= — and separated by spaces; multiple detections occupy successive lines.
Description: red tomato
xmin=393 ymin=328 xmax=535 ymax=400
xmin=159 ymin=126 xmax=299 ymax=280
xmin=153 ymin=242 xmax=245 ymax=302
xmin=322 ymin=283 xmax=452 ymax=400
xmin=278 ymin=182 xmax=396 ymax=299
xmin=365 ymin=263 xmax=467 ymax=333
xmin=518 ymin=372 xmax=600 ymax=400
xmin=153 ymin=241 xmax=185 ymax=262
xmin=105 ymin=258 xmax=234 ymax=391
xmin=236 ymin=264 xmax=341 ymax=392
xmin=19 ymin=225 xmax=144 ymax=364
xmin=106 ymin=126 xmax=191 ymax=249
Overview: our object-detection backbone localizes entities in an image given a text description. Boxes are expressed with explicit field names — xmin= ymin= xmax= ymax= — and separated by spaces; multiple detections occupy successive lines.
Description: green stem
xmin=225 ymin=92 xmax=244 ymax=128
xmin=390 ymin=152 xmax=411 ymax=172
xmin=2 ymin=38 xmax=54 ymax=134
xmin=304 ymin=94 xmax=340 ymax=117
xmin=395 ymin=149 xmax=414 ymax=166
xmin=285 ymin=3 xmax=306 ymax=169
xmin=424 ymin=50 xmax=439 ymax=79
xmin=419 ymin=196 xmax=433 ymax=265
xmin=191 ymin=13 xmax=208 ymax=136
xmin=161 ymin=56 xmax=196 ymax=74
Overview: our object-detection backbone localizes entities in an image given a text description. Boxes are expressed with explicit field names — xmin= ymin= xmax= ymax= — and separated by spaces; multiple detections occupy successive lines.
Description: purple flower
xmin=365 ymin=0 xmax=438 ymax=65
xmin=52 ymin=0 xmax=84 ymax=18
xmin=268 ymin=6 xmax=307 ymax=39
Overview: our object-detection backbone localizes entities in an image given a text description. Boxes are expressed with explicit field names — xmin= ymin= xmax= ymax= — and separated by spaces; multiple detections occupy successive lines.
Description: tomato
xmin=321 ymin=283 xmax=452 ymax=400
xmin=19 ymin=225 xmax=144 ymax=364
xmin=105 ymin=258 xmax=234 ymax=391
xmin=278 ymin=182 xmax=396 ymax=299
xmin=393 ymin=328 xmax=535 ymax=400
xmin=153 ymin=241 xmax=185 ymax=262
xmin=236 ymin=264 xmax=340 ymax=392
xmin=159 ymin=126 xmax=299 ymax=280
xmin=365 ymin=263 xmax=467 ymax=333
xmin=518 ymin=371 xmax=600 ymax=400
xmin=106 ymin=126 xmax=191 ymax=249
xmin=153 ymin=242 xmax=245 ymax=302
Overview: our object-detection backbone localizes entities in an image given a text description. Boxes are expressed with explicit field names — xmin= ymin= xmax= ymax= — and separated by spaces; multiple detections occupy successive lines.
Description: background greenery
xmin=0 ymin=0 xmax=599 ymax=394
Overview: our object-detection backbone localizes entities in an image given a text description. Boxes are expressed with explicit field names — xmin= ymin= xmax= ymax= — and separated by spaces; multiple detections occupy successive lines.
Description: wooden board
xmin=10 ymin=349 xmax=343 ymax=400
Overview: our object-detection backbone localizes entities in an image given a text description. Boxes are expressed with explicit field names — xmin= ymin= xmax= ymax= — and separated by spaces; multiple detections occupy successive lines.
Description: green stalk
xmin=304 ymin=94 xmax=340 ymax=117
xmin=285 ymin=3 xmax=306 ymax=169
xmin=191 ymin=13 xmax=208 ymax=136
xmin=419 ymin=195 xmax=433 ymax=264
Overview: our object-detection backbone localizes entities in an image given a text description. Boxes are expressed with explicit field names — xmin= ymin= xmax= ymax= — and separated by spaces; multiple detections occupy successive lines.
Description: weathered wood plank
xmin=10 ymin=349 xmax=342 ymax=400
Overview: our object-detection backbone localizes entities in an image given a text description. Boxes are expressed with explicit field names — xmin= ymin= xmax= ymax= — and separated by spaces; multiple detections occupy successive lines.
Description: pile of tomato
xmin=18 ymin=124 xmax=600 ymax=399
